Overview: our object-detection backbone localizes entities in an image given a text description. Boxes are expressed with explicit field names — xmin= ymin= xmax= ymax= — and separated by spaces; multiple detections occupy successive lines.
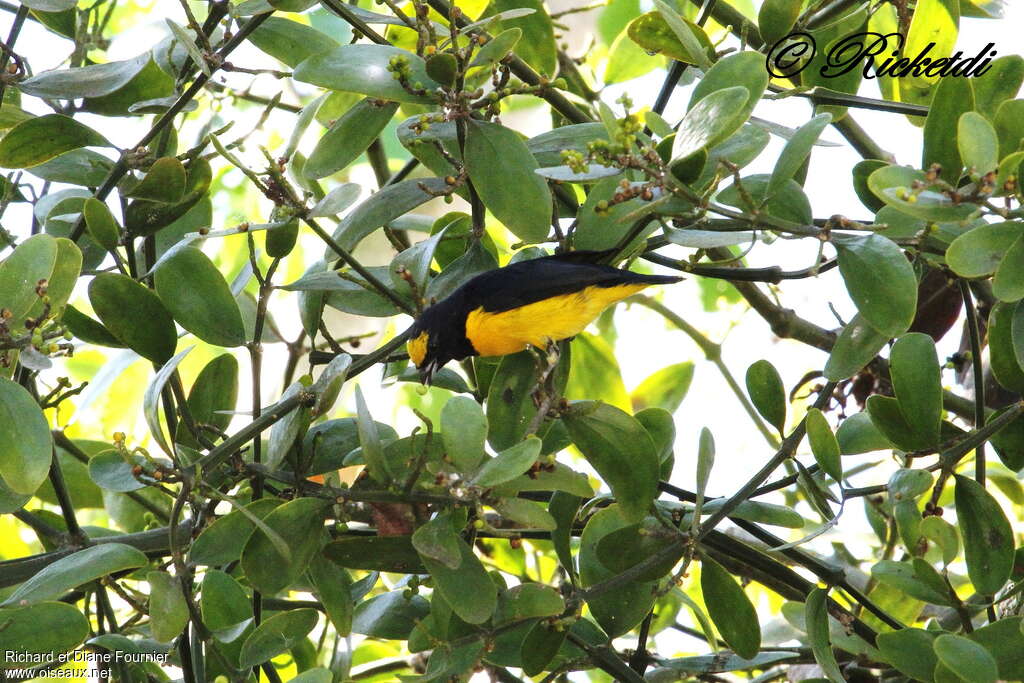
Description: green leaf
xmin=147 ymin=570 xmax=190 ymax=643
xmin=758 ymin=0 xmax=801 ymax=45
xmin=264 ymin=383 xmax=310 ymax=473
xmin=994 ymin=99 xmax=1024 ymax=160
xmin=888 ymin=468 xmax=933 ymax=501
xmin=836 ymin=411 xmax=892 ymax=454
xmin=867 ymin=395 xmax=929 ymax=452
xmin=412 ymin=512 xmax=462 ymax=569
xmin=352 ymin=590 xmax=430 ymax=639
xmin=768 ymin=113 xmax=831 ymax=195
xmin=521 ymin=621 xmax=566 ymax=676
xmin=955 ymin=474 xmax=1014 ymax=595
xmin=527 ymin=123 xmax=610 ymax=167
xmin=946 ymin=221 xmax=1023 ymax=278
xmin=806 ymin=408 xmax=841 ymax=482
xmin=88 ymin=273 xmax=177 ymax=363
xmin=356 ymin=385 xmax=392 ymax=484
xmin=249 ymin=16 xmax=339 ymax=68
xmin=124 ymin=157 xmax=212 ymax=237
xmin=486 ymin=351 xmax=548 ymax=450
xmin=0 ymin=233 xmax=57 ymax=326
xmin=154 ymin=246 xmax=246 ymax=347
xmin=126 ymin=157 xmax=186 ymax=203
xmin=923 ymin=77 xmax=974 ymax=184
xmin=989 ymin=302 xmax=1024 ymax=393
xmin=1010 ymin=303 xmax=1024 ymax=374
xmin=993 ymin=234 xmax=1024 ymax=302
xmin=465 ymin=120 xmax=552 ymax=243
xmin=651 ymin=0 xmax=712 ymax=69
xmin=877 ymin=628 xmax=939 ymax=682
xmin=324 ymin=536 xmax=426 ymax=573
xmin=995 ymin=150 xmax=1024 ymax=199
xmin=671 ymin=86 xmax=751 ymax=164
xmin=189 ymin=498 xmax=283 ymax=566
xmin=470 ymin=28 xmax=522 ymax=68
xmin=307 ymin=554 xmax=353 ymax=637
xmin=493 ymin=497 xmax=557 ymax=530
xmin=419 ymin=535 xmax=497 ymax=624
xmin=596 ymin=517 xmax=684 ymax=582
xmin=702 ymin=498 xmax=804 ymax=529
xmin=165 ymin=19 xmax=209 ymax=76
xmin=626 ymin=11 xmax=713 ymax=66
xmin=563 ymin=401 xmax=659 ymax=523
xmin=688 ymin=51 xmax=767 ymax=121
xmin=293 ymin=44 xmax=439 ymax=104
xmin=143 ymin=346 xmax=193 ymax=457
xmin=631 ymin=361 xmax=694 ymax=413
xmin=871 ymin=559 xmax=951 ymax=605
xmin=868 ymin=165 xmax=978 ymax=222
xmin=716 ymin=174 xmax=813 ymax=225
xmin=804 ymin=588 xmax=844 ymax=683
xmin=578 ymin=504 xmax=657 ymax=637
xmin=0 ymin=114 xmax=110 ymax=168
xmin=921 ymin=516 xmax=960 ymax=567
xmin=0 ymin=602 xmax=89 ymax=666
xmin=305 ymin=99 xmax=398 ymax=179
xmin=28 ymin=148 xmax=115 ymax=187
xmin=0 ymin=376 xmax=53 ymax=495
xmin=495 ymin=584 xmax=564 ymax=625
xmin=973 ymin=617 xmax=1024 ymax=680
xmin=959 ymin=111 xmax=1000 ymax=177
xmin=548 ymin=491 xmax=581 ymax=581
xmin=701 ymin=555 xmax=761 ymax=659
xmin=174 ymin=353 xmax=238 ymax=449
xmin=88 ymin=449 xmax=149 ymax=492
xmin=238 ymin=609 xmax=318 ymax=669
xmin=201 ymin=569 xmax=253 ymax=643
xmin=83 ymin=198 xmax=121 ymax=252
xmin=486 ymin=0 xmax=556 ymax=74
xmin=745 ymin=359 xmax=787 ymax=433
xmin=472 ymin=437 xmax=542 ymax=488
xmin=890 ymin=333 xmax=942 ymax=447
xmin=933 ymin=634 xmax=998 ymax=683
xmin=17 ymin=53 xmax=150 ymax=99
xmin=83 ymin=58 xmax=176 ymax=118
xmin=834 ymin=233 xmax=917 ymax=337
xmin=972 ymin=55 xmax=1024 ymax=120
xmin=900 ymin=0 xmax=959 ymax=106
xmin=851 ymin=160 xmax=887 ymax=212
xmin=440 ymin=396 xmax=488 ymax=473
xmin=240 ymin=497 xmax=328 ymax=595
xmin=2 ymin=543 xmax=147 ymax=606
xmin=330 ymin=177 xmax=448 ymax=252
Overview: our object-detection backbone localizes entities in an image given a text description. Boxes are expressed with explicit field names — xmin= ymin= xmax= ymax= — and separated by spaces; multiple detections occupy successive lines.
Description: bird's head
xmin=406 ymin=299 xmax=475 ymax=385
xmin=406 ymin=323 xmax=454 ymax=385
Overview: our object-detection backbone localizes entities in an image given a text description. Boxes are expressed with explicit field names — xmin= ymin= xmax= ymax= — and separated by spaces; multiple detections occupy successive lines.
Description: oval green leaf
xmin=563 ymin=401 xmax=659 ymax=523
xmin=88 ymin=273 xmax=177 ymax=363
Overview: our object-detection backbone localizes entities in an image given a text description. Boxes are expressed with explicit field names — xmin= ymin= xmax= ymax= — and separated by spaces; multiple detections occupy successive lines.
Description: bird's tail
xmin=629 ymin=273 xmax=684 ymax=285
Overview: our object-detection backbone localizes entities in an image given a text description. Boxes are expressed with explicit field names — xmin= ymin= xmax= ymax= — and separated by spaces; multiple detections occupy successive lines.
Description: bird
xmin=406 ymin=250 xmax=682 ymax=383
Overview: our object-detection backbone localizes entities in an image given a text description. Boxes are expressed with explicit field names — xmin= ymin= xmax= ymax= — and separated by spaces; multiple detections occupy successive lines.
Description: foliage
xmin=0 ymin=0 xmax=1023 ymax=681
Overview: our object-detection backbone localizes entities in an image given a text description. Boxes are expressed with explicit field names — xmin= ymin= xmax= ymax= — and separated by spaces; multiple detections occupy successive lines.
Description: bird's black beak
xmin=419 ymin=359 xmax=439 ymax=386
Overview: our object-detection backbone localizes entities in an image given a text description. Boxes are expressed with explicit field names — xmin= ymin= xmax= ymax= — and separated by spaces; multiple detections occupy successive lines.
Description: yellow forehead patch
xmin=407 ymin=331 xmax=429 ymax=367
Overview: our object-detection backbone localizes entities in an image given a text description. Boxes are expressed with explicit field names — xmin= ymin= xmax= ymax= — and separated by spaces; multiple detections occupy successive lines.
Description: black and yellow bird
xmin=407 ymin=250 xmax=681 ymax=383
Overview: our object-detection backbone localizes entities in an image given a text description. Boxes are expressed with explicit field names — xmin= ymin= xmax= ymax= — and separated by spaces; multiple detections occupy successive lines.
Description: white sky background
xmin=4 ymin=0 xmax=1024 ymax=676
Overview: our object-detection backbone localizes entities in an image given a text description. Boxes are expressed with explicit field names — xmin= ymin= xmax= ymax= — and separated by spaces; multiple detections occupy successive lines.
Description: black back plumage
xmin=408 ymin=250 xmax=681 ymax=367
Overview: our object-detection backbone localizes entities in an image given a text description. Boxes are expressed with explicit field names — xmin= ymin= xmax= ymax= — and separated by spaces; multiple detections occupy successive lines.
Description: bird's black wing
xmin=458 ymin=254 xmax=680 ymax=313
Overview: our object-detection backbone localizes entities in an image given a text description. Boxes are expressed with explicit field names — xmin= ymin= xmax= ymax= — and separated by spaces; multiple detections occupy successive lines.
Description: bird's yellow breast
xmin=464 ymin=282 xmax=650 ymax=357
